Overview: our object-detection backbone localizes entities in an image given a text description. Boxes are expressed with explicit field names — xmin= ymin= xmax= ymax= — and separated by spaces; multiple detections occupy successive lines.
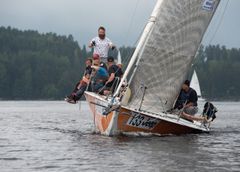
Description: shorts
xmin=183 ymin=106 xmax=198 ymax=116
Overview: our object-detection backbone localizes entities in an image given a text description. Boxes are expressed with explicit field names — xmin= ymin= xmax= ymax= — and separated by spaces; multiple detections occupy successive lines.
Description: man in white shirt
xmin=89 ymin=26 xmax=115 ymax=63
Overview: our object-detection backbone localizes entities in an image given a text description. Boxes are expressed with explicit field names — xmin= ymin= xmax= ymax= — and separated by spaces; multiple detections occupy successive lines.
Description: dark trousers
xmin=68 ymin=82 xmax=87 ymax=101
xmin=74 ymin=85 xmax=87 ymax=101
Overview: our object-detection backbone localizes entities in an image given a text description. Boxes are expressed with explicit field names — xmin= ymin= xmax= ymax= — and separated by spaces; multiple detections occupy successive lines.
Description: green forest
xmin=0 ymin=26 xmax=134 ymax=100
xmin=0 ymin=26 xmax=240 ymax=100
xmin=194 ymin=45 xmax=240 ymax=100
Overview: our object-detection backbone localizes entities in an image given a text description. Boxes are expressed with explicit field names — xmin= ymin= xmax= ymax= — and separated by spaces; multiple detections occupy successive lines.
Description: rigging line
xmin=121 ymin=0 xmax=140 ymax=66
xmin=122 ymin=1 xmax=159 ymax=71
xmin=122 ymin=24 xmax=144 ymax=71
xmin=203 ymin=0 xmax=224 ymax=41
xmin=124 ymin=0 xmax=140 ymax=44
xmin=208 ymin=0 xmax=230 ymax=45
xmin=121 ymin=47 xmax=134 ymax=71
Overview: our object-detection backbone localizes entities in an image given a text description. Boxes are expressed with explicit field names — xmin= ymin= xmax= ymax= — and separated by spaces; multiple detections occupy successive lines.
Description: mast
xmin=114 ymin=0 xmax=164 ymax=97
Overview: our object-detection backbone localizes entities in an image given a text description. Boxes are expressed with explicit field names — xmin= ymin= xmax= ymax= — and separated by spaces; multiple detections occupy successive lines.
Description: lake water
xmin=0 ymin=101 xmax=239 ymax=172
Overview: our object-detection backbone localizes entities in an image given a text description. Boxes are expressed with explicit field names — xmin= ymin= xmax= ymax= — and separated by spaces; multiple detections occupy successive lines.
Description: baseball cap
xmin=107 ymin=56 xmax=114 ymax=62
xmin=93 ymin=53 xmax=100 ymax=60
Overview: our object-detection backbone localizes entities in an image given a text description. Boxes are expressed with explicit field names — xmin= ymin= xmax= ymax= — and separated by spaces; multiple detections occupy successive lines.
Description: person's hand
xmin=111 ymin=45 xmax=116 ymax=50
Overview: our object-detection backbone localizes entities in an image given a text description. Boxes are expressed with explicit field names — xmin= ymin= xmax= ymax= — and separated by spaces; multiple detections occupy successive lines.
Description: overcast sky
xmin=0 ymin=0 xmax=240 ymax=48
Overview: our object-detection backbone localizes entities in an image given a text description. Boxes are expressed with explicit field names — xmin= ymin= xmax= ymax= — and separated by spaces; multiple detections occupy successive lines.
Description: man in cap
xmin=89 ymin=26 xmax=115 ymax=63
xmin=103 ymin=56 xmax=123 ymax=95
xmin=92 ymin=53 xmax=100 ymax=65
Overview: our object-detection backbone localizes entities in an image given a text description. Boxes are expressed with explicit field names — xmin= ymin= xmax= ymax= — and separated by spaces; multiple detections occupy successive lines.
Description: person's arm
xmin=107 ymin=38 xmax=115 ymax=50
xmin=85 ymin=73 xmax=90 ymax=79
xmin=119 ymin=68 xmax=124 ymax=78
xmin=91 ymin=65 xmax=99 ymax=70
xmin=89 ymin=38 xmax=96 ymax=48
xmin=106 ymin=73 xmax=115 ymax=84
xmin=82 ymin=76 xmax=90 ymax=84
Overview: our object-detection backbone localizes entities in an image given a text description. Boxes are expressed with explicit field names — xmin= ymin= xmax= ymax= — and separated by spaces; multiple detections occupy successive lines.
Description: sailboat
xmin=85 ymin=0 xmax=220 ymax=136
xmin=190 ymin=70 xmax=205 ymax=101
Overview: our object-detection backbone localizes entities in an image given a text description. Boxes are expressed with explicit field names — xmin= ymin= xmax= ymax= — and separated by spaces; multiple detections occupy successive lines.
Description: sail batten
xmin=127 ymin=0 xmax=220 ymax=113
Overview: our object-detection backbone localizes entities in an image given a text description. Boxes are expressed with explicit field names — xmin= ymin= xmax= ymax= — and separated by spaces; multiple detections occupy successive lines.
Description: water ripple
xmin=0 ymin=101 xmax=239 ymax=172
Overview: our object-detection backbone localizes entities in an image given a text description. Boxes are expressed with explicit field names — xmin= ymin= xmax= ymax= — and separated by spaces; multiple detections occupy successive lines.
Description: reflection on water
xmin=0 ymin=101 xmax=239 ymax=171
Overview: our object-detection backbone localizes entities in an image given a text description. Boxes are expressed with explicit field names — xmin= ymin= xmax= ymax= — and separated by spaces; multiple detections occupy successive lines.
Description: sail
xmin=127 ymin=0 xmax=220 ymax=113
xmin=117 ymin=50 xmax=122 ymax=64
xmin=190 ymin=70 xmax=202 ymax=97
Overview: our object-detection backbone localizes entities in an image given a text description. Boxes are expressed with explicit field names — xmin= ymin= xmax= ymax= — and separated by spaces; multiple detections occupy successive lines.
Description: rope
xmin=121 ymin=0 xmax=149 ymax=71
xmin=109 ymin=77 xmax=121 ymax=96
xmin=121 ymin=19 xmax=149 ymax=70
xmin=208 ymin=0 xmax=230 ymax=45
xmin=124 ymin=0 xmax=140 ymax=44
xmin=203 ymin=0 xmax=223 ymax=41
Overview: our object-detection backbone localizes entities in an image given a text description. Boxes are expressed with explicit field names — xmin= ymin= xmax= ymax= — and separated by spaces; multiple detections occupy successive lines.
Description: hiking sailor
xmin=89 ymin=26 xmax=116 ymax=63
xmin=65 ymin=58 xmax=93 ymax=104
xmin=90 ymin=63 xmax=109 ymax=94
xmin=103 ymin=56 xmax=123 ymax=95
xmin=174 ymin=80 xmax=209 ymax=122
xmin=181 ymin=79 xmax=198 ymax=115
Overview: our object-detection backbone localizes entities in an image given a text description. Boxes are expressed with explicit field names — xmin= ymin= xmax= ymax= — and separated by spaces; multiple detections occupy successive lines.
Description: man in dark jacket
xmin=174 ymin=80 xmax=208 ymax=121
xmin=182 ymin=80 xmax=198 ymax=115
xmin=104 ymin=56 xmax=123 ymax=95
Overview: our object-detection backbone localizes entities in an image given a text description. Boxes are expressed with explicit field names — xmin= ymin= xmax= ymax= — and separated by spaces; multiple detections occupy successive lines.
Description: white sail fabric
xmin=128 ymin=0 xmax=220 ymax=113
xmin=190 ymin=70 xmax=202 ymax=97
xmin=117 ymin=50 xmax=122 ymax=64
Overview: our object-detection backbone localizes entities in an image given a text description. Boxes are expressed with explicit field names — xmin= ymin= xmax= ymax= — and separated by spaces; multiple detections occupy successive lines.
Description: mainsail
xmin=190 ymin=70 xmax=202 ymax=97
xmin=124 ymin=0 xmax=220 ymax=113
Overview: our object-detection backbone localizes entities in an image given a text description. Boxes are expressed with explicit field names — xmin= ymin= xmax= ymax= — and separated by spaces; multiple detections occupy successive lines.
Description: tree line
xmin=0 ymin=26 xmax=134 ymax=100
xmin=0 ymin=26 xmax=239 ymax=100
xmin=194 ymin=45 xmax=240 ymax=100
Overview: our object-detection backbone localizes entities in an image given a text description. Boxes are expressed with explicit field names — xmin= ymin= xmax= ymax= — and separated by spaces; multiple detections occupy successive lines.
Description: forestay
xmin=127 ymin=0 xmax=220 ymax=113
